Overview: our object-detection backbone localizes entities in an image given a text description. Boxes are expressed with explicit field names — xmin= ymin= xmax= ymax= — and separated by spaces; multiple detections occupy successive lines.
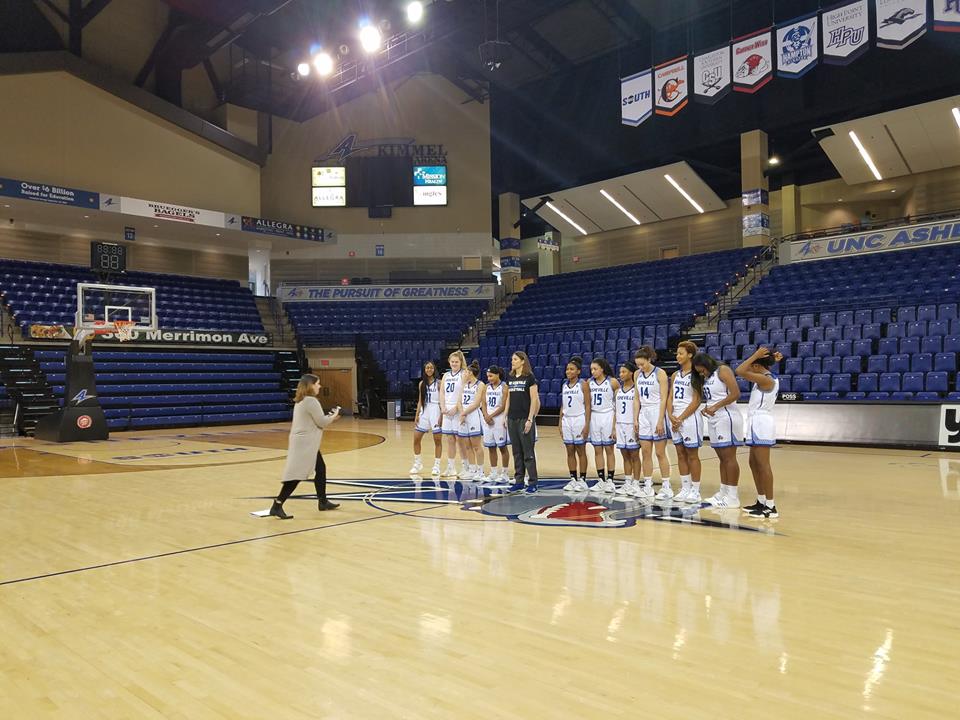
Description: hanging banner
xmin=876 ymin=0 xmax=927 ymax=48
xmin=776 ymin=14 xmax=819 ymax=77
xmin=692 ymin=44 xmax=732 ymax=104
xmin=790 ymin=217 xmax=960 ymax=262
xmin=0 ymin=177 xmax=99 ymax=209
xmin=281 ymin=284 xmax=496 ymax=302
xmin=933 ymin=1 xmax=960 ymax=32
xmin=621 ymin=69 xmax=653 ymax=126
xmin=240 ymin=215 xmax=328 ymax=242
xmin=103 ymin=196 xmax=226 ymax=228
xmin=732 ymin=29 xmax=773 ymax=93
xmin=822 ymin=0 xmax=870 ymax=64
xmin=654 ymin=56 xmax=689 ymax=116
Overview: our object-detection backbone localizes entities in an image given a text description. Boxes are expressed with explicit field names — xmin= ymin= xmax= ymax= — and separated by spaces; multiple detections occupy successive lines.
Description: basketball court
xmin=2 ymin=422 xmax=957 ymax=718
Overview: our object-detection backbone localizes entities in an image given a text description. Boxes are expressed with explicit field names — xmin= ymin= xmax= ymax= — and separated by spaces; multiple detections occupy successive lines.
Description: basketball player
xmin=633 ymin=346 xmax=670 ymax=499
xmin=269 ymin=374 xmax=341 ymax=519
xmin=587 ymin=357 xmax=619 ymax=492
xmin=735 ymin=347 xmax=782 ymax=518
xmin=614 ymin=361 xmax=642 ymax=496
xmin=410 ymin=360 xmax=442 ymax=476
xmin=457 ymin=360 xmax=486 ymax=481
xmin=439 ymin=350 xmax=466 ymax=478
xmin=662 ymin=341 xmax=703 ymax=503
xmin=692 ymin=352 xmax=743 ymax=508
xmin=481 ymin=366 xmax=510 ymax=483
xmin=561 ymin=356 xmax=591 ymax=492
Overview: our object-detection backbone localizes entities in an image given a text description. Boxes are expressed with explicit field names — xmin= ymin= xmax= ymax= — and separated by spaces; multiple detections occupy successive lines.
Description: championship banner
xmin=933 ymin=1 xmax=960 ymax=32
xmin=280 ymin=283 xmax=496 ymax=302
xmin=732 ymin=29 xmax=773 ymax=93
xmin=790 ymin=216 xmax=960 ymax=262
xmin=692 ymin=44 xmax=732 ymax=104
xmin=776 ymin=14 xmax=819 ymax=77
xmin=876 ymin=0 xmax=927 ymax=49
xmin=105 ymin=196 xmax=226 ymax=228
xmin=822 ymin=0 xmax=869 ymax=64
xmin=620 ymin=69 xmax=653 ymax=126
xmin=536 ymin=232 xmax=559 ymax=251
xmin=654 ymin=56 xmax=689 ymax=117
xmin=239 ymin=215 xmax=328 ymax=242
xmin=0 ymin=177 xmax=99 ymax=209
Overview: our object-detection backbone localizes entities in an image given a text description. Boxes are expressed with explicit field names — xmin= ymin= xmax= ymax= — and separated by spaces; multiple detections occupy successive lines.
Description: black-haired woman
xmin=735 ymin=347 xmax=783 ymax=519
xmin=481 ymin=365 xmax=510 ymax=483
xmin=561 ymin=356 xmax=591 ymax=492
xmin=588 ymin=357 xmax=619 ymax=492
xmin=504 ymin=351 xmax=540 ymax=494
xmin=269 ymin=374 xmax=341 ymax=519
xmin=411 ymin=360 xmax=443 ymax=476
xmin=692 ymin=352 xmax=742 ymax=508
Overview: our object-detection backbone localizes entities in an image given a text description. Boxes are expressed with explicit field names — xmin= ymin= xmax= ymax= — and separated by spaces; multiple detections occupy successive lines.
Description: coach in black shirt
xmin=505 ymin=350 xmax=540 ymax=493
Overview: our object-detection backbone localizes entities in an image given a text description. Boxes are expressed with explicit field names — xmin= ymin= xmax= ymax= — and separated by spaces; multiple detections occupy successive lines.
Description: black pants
xmin=507 ymin=417 xmax=538 ymax=485
xmin=275 ymin=452 xmax=327 ymax=504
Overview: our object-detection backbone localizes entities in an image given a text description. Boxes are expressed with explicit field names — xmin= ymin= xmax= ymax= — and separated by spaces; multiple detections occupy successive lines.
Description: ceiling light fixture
xmin=953 ymin=107 xmax=960 ymax=131
xmin=849 ymin=130 xmax=883 ymax=181
xmin=406 ymin=1 xmax=424 ymax=24
xmin=600 ymin=189 xmax=641 ymax=225
xmin=664 ymin=174 xmax=704 ymax=214
xmin=359 ymin=23 xmax=381 ymax=53
xmin=545 ymin=201 xmax=587 ymax=235
xmin=313 ymin=52 xmax=334 ymax=76
xmin=768 ymin=156 xmax=781 ymax=166
xmin=296 ymin=62 xmax=310 ymax=77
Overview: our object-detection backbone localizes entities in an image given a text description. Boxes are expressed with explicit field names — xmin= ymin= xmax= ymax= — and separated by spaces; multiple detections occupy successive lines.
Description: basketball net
xmin=112 ymin=320 xmax=136 ymax=342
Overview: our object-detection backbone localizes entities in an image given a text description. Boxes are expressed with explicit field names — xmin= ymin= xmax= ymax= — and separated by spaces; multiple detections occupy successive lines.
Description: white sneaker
xmin=639 ymin=484 xmax=655 ymax=499
xmin=624 ymin=481 xmax=644 ymax=497
xmin=431 ymin=462 xmax=441 ymax=476
xmin=594 ymin=479 xmax=616 ymax=493
xmin=409 ymin=460 xmax=423 ymax=475
xmin=673 ymin=485 xmax=691 ymax=502
xmin=479 ymin=473 xmax=492 ymax=484
xmin=683 ymin=491 xmax=702 ymax=505
xmin=563 ymin=478 xmax=580 ymax=492
xmin=703 ymin=491 xmax=725 ymax=506
xmin=655 ymin=484 xmax=674 ymax=501
xmin=574 ymin=479 xmax=590 ymax=492
xmin=707 ymin=494 xmax=740 ymax=509
xmin=614 ymin=480 xmax=634 ymax=495
xmin=442 ymin=463 xmax=457 ymax=478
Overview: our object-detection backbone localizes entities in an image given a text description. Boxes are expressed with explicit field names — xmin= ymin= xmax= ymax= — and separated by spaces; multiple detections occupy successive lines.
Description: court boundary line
xmin=0 ymin=503 xmax=447 ymax=589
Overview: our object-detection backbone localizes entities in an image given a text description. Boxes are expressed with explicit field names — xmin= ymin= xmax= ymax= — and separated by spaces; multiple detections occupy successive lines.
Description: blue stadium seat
xmin=798 ymin=313 xmax=815 ymax=329
xmin=806 ymin=327 xmax=825 ymax=342
xmin=792 ymin=374 xmax=811 ymax=393
xmin=867 ymin=355 xmax=888 ymax=373
xmin=811 ymin=374 xmax=831 ymax=393
xmin=814 ymin=341 xmax=833 ymax=358
xmin=945 ymin=336 xmax=960 ymax=354
xmin=898 ymin=306 xmax=917 ymax=323
xmin=831 ymin=374 xmax=851 ymax=393
xmin=786 ymin=328 xmax=803 ymax=344
xmin=846 ymin=392 xmax=866 ymax=401
xmin=912 ymin=353 xmax=933 ymax=373
xmin=879 ymin=373 xmax=901 ymax=392
xmin=926 ymin=372 xmax=948 ymax=393
xmin=902 ymin=373 xmax=924 ymax=393
xmin=878 ymin=337 xmax=899 ymax=355
xmin=822 ymin=356 xmax=842 ymax=374
xmin=819 ymin=312 xmax=836 ymax=327
xmin=939 ymin=303 xmax=958 ymax=321
xmin=921 ymin=336 xmax=943 ymax=355
xmin=867 ymin=392 xmax=891 ymax=401
xmin=785 ymin=357 xmax=802 ymax=375
xmin=889 ymin=354 xmax=910 ymax=373
xmin=837 ymin=310 xmax=854 ymax=326
xmin=797 ymin=342 xmax=814 ymax=359
xmin=935 ymin=352 xmax=957 ymax=372
xmin=854 ymin=310 xmax=872 ymax=325
xmin=766 ymin=316 xmax=782 ymax=331
xmin=857 ymin=373 xmax=879 ymax=393
xmin=842 ymin=355 xmax=863 ymax=374
xmin=890 ymin=392 xmax=914 ymax=401
xmin=818 ymin=392 xmax=840 ymax=401
xmin=778 ymin=376 xmax=791 ymax=392
xmin=853 ymin=339 xmax=873 ymax=357
xmin=825 ymin=325 xmax=843 ymax=342
xmin=915 ymin=392 xmax=941 ymax=401
xmin=918 ymin=305 xmax=937 ymax=322
xmin=907 ymin=321 xmax=928 ymax=338
xmin=929 ymin=320 xmax=949 ymax=337
xmin=885 ymin=322 xmax=905 ymax=338
xmin=899 ymin=337 xmax=920 ymax=355
xmin=803 ymin=357 xmax=822 ymax=375
xmin=873 ymin=308 xmax=892 ymax=324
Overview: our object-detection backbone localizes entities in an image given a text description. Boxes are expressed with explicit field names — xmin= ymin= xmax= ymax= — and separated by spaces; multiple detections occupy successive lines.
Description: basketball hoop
xmin=112 ymin=320 xmax=136 ymax=342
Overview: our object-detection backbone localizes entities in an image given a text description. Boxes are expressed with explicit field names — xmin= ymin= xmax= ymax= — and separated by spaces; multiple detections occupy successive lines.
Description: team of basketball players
xmin=410 ymin=342 xmax=782 ymax=519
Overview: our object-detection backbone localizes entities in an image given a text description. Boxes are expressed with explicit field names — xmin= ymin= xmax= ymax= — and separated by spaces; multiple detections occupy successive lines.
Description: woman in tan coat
xmin=269 ymin=374 xmax=341 ymax=519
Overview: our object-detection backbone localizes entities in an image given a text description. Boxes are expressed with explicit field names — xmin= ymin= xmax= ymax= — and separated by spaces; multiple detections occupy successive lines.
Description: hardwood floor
xmin=1 ymin=419 xmax=958 ymax=718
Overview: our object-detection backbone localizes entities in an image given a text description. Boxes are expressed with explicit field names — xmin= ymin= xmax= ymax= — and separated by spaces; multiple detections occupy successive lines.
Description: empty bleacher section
xmin=0 ymin=259 xmax=263 ymax=333
xmin=707 ymin=244 xmax=960 ymax=402
xmin=34 ymin=349 xmax=293 ymax=429
xmin=477 ymin=248 xmax=762 ymax=409
xmin=286 ymin=300 xmax=487 ymax=395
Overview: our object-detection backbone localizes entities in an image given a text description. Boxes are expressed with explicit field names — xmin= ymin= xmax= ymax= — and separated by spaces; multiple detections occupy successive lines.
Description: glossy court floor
xmin=1 ymin=418 xmax=958 ymax=719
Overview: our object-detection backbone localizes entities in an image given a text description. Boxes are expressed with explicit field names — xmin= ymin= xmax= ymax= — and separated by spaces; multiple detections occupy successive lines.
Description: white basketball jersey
xmin=485 ymin=382 xmax=504 ymax=412
xmin=589 ymin=377 xmax=615 ymax=414
xmin=442 ymin=370 xmax=463 ymax=407
xmin=749 ymin=373 xmax=779 ymax=415
xmin=636 ymin=368 xmax=662 ymax=405
xmin=672 ymin=370 xmax=695 ymax=412
xmin=424 ymin=379 xmax=440 ymax=407
xmin=461 ymin=380 xmax=481 ymax=409
xmin=562 ymin=380 xmax=586 ymax=416
xmin=616 ymin=386 xmax=636 ymax=424
xmin=703 ymin=369 xmax=730 ymax=405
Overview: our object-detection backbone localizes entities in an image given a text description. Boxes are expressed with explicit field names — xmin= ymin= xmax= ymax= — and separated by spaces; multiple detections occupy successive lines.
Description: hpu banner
xmin=654 ymin=56 xmax=689 ymax=116
xmin=692 ymin=44 xmax=732 ymax=103
xmin=876 ymin=0 xmax=927 ymax=49
xmin=934 ymin=1 xmax=960 ymax=32
xmin=790 ymin=217 xmax=960 ymax=262
xmin=621 ymin=69 xmax=653 ymax=126
xmin=280 ymin=283 xmax=496 ymax=302
xmin=776 ymin=14 xmax=819 ymax=77
xmin=822 ymin=0 xmax=869 ymax=64
xmin=732 ymin=29 xmax=773 ymax=93
xmin=0 ymin=177 xmax=99 ymax=208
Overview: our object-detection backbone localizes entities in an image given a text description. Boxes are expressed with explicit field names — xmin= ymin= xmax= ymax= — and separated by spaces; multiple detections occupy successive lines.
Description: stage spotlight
xmin=313 ymin=52 xmax=334 ymax=76
xmin=359 ymin=23 xmax=382 ymax=53
xmin=296 ymin=62 xmax=310 ymax=77
xmin=407 ymin=1 xmax=424 ymax=23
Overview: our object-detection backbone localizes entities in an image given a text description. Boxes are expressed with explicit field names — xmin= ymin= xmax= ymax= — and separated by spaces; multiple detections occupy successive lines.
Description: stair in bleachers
xmin=0 ymin=345 xmax=58 ymax=436
xmin=0 ymin=409 xmax=16 ymax=438
xmin=33 ymin=347 xmax=293 ymax=430
xmin=0 ymin=258 xmax=264 ymax=334
xmin=255 ymin=297 xmax=298 ymax=347
xmin=708 ymin=244 xmax=960 ymax=402
xmin=275 ymin=350 xmax=304 ymax=397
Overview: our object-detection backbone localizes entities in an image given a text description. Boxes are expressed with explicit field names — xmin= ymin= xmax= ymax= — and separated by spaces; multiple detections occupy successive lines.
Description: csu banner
xmin=790 ymin=217 xmax=960 ymax=262
xmin=876 ymin=0 xmax=927 ymax=49
xmin=934 ymin=1 xmax=960 ymax=32
xmin=822 ymin=0 xmax=869 ymax=64
xmin=776 ymin=14 xmax=818 ymax=77
xmin=692 ymin=44 xmax=731 ymax=103
xmin=280 ymin=283 xmax=496 ymax=302
xmin=620 ymin=69 xmax=653 ymax=126
xmin=654 ymin=56 xmax=688 ymax=116
xmin=732 ymin=29 xmax=773 ymax=93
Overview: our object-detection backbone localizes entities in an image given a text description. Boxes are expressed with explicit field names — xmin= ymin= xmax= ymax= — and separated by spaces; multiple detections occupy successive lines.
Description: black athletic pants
xmin=507 ymin=417 xmax=538 ymax=485
xmin=275 ymin=452 xmax=327 ymax=504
